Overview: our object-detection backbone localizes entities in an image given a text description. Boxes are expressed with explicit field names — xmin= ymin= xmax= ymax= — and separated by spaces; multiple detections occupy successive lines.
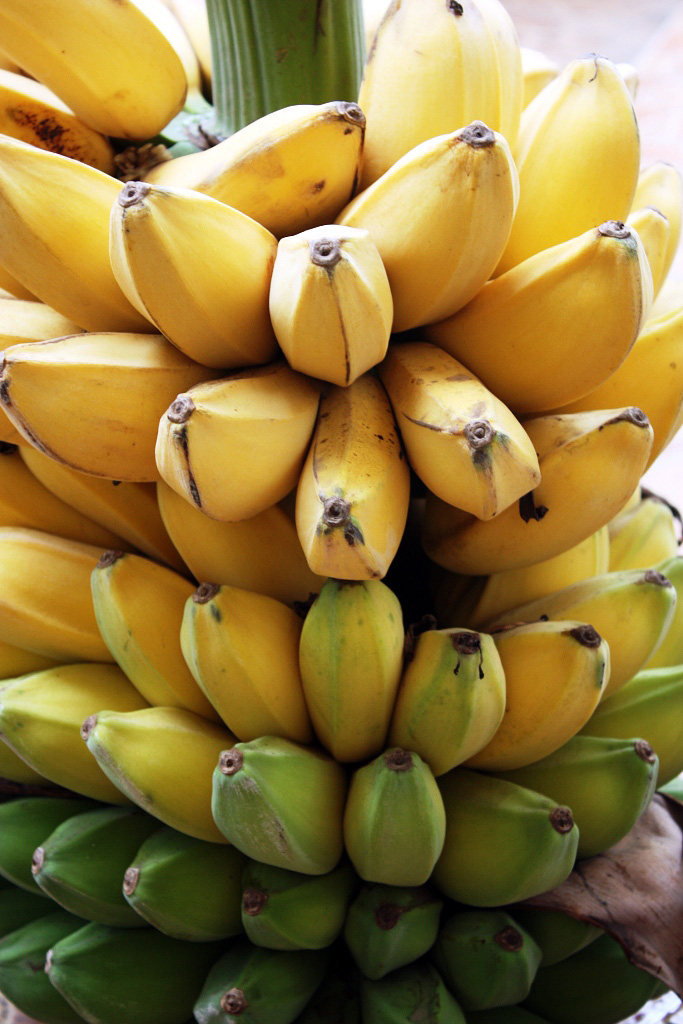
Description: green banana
xmin=211 ymin=735 xmax=347 ymax=875
xmin=359 ymin=960 xmax=467 ymax=1023
xmin=292 ymin=958 xmax=361 ymax=1023
xmin=0 ymin=884 xmax=57 ymax=938
xmin=642 ymin=554 xmax=683 ymax=669
xmin=507 ymin=907 xmax=602 ymax=967
xmin=193 ymin=938 xmax=329 ymax=1024
xmin=123 ymin=826 xmax=246 ymax=941
xmin=0 ymin=796 xmax=98 ymax=894
xmin=464 ymin=1009 xmax=551 ymax=1024
xmin=433 ymin=769 xmax=578 ymax=906
xmin=497 ymin=735 xmax=659 ymax=858
xmin=522 ymin=931 xmax=664 ymax=1024
xmin=0 ymin=910 xmax=85 ymax=1024
xmin=343 ymin=883 xmax=443 ymax=980
xmin=431 ymin=910 xmax=543 ymax=1010
xmin=241 ymin=859 xmax=356 ymax=951
xmin=659 ymin=771 xmax=683 ymax=802
xmin=31 ymin=804 xmax=161 ymax=927
xmin=343 ymin=748 xmax=446 ymax=887
xmin=579 ymin=663 xmax=683 ymax=785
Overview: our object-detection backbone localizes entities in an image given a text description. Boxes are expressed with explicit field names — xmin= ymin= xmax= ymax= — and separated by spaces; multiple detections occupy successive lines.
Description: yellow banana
xmin=357 ymin=0 xmax=522 ymax=188
xmin=295 ymin=373 xmax=410 ymax=581
xmin=109 ymin=181 xmax=278 ymax=370
xmin=617 ymin=62 xmax=639 ymax=99
xmin=0 ymin=410 xmax=23 ymax=446
xmin=378 ymin=341 xmax=540 ymax=520
xmin=495 ymin=55 xmax=640 ymax=275
xmin=163 ymin=0 xmax=212 ymax=91
xmin=156 ymin=363 xmax=320 ymax=522
xmin=20 ymin=447 xmax=186 ymax=574
xmin=0 ymin=663 xmax=149 ymax=801
xmin=427 ymin=221 xmax=653 ymax=415
xmin=180 ymin=583 xmax=313 ymax=744
xmin=0 ymin=297 xmax=83 ymax=346
xmin=0 ymin=69 xmax=115 ymax=172
xmin=0 ymin=135 xmax=152 ymax=331
xmin=0 ymin=0 xmax=187 ymax=138
xmin=82 ymin=706 xmax=235 ymax=842
xmin=421 ymin=407 xmax=654 ymax=575
xmin=632 ymin=161 xmax=683 ymax=289
xmin=0 ymin=265 xmax=35 ymax=302
xmin=0 ymin=737 xmax=53 ymax=785
xmin=298 ymin=578 xmax=404 ymax=763
xmin=0 ymin=640 xmax=59 ymax=680
xmin=338 ymin=122 xmax=519 ymax=332
xmin=484 ymin=566 xmax=677 ymax=699
xmin=362 ymin=0 xmax=389 ymax=52
xmin=0 ymin=332 xmax=208 ymax=482
xmin=91 ymin=550 xmax=218 ymax=720
xmin=465 ymin=620 xmax=609 ymax=771
xmin=521 ymin=46 xmax=559 ymax=107
xmin=388 ymin=627 xmax=506 ymax=777
xmin=626 ymin=206 xmax=670 ymax=298
xmin=608 ymin=495 xmax=679 ymax=571
xmin=0 ymin=527 xmax=115 ymax=662
xmin=269 ymin=225 xmax=392 ymax=387
xmin=146 ymin=101 xmax=366 ymax=239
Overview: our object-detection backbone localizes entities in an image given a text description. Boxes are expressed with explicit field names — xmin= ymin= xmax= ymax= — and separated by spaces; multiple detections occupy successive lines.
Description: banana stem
xmin=205 ymin=0 xmax=365 ymax=139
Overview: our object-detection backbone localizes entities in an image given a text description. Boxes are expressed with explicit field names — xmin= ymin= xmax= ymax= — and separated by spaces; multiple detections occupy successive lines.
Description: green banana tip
xmin=385 ymin=749 xmax=413 ymax=772
xmin=30 ymin=846 xmax=44 ymax=876
xmin=218 ymin=748 xmax=243 ymax=775
xmin=123 ymin=867 xmax=140 ymax=897
xmin=221 ymin=988 xmax=248 ymax=1015
xmin=242 ymin=888 xmax=268 ymax=916
xmin=550 ymin=806 xmax=575 ymax=835
xmin=374 ymin=903 xmax=403 ymax=930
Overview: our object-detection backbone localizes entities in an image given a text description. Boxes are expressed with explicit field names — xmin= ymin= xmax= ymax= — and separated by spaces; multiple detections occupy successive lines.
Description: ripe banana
xmin=156 ymin=363 xmax=320 ymax=521
xmin=295 ymin=373 xmax=410 ymax=580
xmin=0 ymin=796 xmax=98 ymax=894
xmin=82 ymin=706 xmax=235 ymax=843
xmin=642 ymin=554 xmax=683 ymax=669
xmin=298 ymin=578 xmax=405 ymax=763
xmin=0 ymin=663 xmax=149 ymax=802
xmin=484 ymin=566 xmax=676 ymax=698
xmin=163 ymin=0 xmax=212 ymax=91
xmin=359 ymin=960 xmax=466 ymax=1024
xmin=146 ymin=101 xmax=366 ymax=239
xmin=0 ymin=637 xmax=59 ymax=680
xmin=422 ymin=408 xmax=654 ymax=575
xmin=632 ymin=161 xmax=683 ymax=289
xmin=91 ymin=550 xmax=217 ymax=719
xmin=156 ymin=479 xmax=323 ymax=605
xmin=0 ymin=135 xmax=151 ymax=331
xmin=0 ymin=737 xmax=55 ymax=786
xmin=338 ymin=122 xmax=520 ymax=331
xmin=0 ymin=332 xmax=208 ymax=481
xmin=110 ymin=181 xmax=279 ymax=369
xmin=507 ymin=906 xmax=601 ymax=968
xmin=343 ymin=748 xmax=446 ymax=887
xmin=608 ymin=494 xmax=679 ymax=571
xmin=269 ymin=224 xmax=393 ymax=387
xmin=521 ymin=46 xmax=559 ymax=107
xmin=123 ymin=826 xmax=246 ymax=941
xmin=495 ymin=54 xmax=640 ymax=275
xmin=428 ymin=221 xmax=653 ymax=415
xmin=0 ymin=296 xmax=83 ymax=346
xmin=180 ymin=582 xmax=313 ymax=743
xmin=378 ymin=341 xmax=540 ymax=518
xmin=617 ymin=62 xmax=639 ymax=99
xmin=433 ymin=769 xmax=578 ymax=906
xmin=498 ymin=734 xmax=659 ymax=859
xmin=0 ymin=265 xmax=35 ymax=302
xmin=627 ymin=205 xmax=670 ymax=299
xmin=0 ymin=0 xmax=187 ymax=138
xmin=357 ymin=0 xmax=522 ymax=188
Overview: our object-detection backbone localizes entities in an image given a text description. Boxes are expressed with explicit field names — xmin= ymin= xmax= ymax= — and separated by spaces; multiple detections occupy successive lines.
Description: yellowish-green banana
xmin=607 ymin=494 xmax=679 ymax=571
xmin=642 ymin=554 xmax=683 ymax=669
xmin=0 ymin=738 xmax=56 ymax=786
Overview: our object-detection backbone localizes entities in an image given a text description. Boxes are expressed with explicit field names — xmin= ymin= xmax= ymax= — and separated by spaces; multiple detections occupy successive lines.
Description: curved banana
xmin=295 ymin=373 xmax=410 ymax=580
xmin=632 ymin=161 xmax=683 ymax=289
xmin=357 ymin=0 xmax=522 ymax=188
xmin=422 ymin=407 xmax=654 ymax=576
xmin=495 ymin=54 xmax=640 ymax=275
xmin=521 ymin=46 xmax=559 ymax=107
xmin=0 ymin=737 xmax=57 ymax=785
xmin=0 ymin=332 xmax=208 ymax=482
xmin=626 ymin=206 xmax=670 ymax=299
xmin=427 ymin=221 xmax=653 ymax=415
xmin=146 ymin=101 xmax=366 ymax=239
xmin=339 ymin=122 xmax=519 ymax=331
xmin=378 ymin=341 xmax=540 ymax=519
xmin=156 ymin=363 xmax=320 ymax=521
xmin=163 ymin=0 xmax=212 ymax=91
xmin=608 ymin=494 xmax=679 ymax=571
xmin=0 ymin=265 xmax=36 ymax=302
xmin=110 ymin=181 xmax=278 ymax=369
xmin=0 ymin=297 xmax=83 ymax=346
xmin=0 ymin=639 xmax=59 ymax=681
xmin=642 ymin=555 xmax=683 ymax=669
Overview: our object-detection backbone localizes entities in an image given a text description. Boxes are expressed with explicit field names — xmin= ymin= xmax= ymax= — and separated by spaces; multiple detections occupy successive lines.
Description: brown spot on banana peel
xmin=123 ymin=866 xmax=140 ymax=896
xmin=375 ymin=903 xmax=403 ymax=930
xmin=495 ymin=926 xmax=524 ymax=952
xmin=600 ymin=407 xmax=649 ymax=429
xmin=568 ymin=624 xmax=603 ymax=648
xmin=169 ymin=420 xmax=201 ymax=510
xmin=451 ymin=630 xmax=485 ymax=678
xmin=221 ymin=988 xmax=248 ymax=1015
xmin=448 ymin=0 xmax=464 ymax=14
xmin=519 ymin=491 xmax=549 ymax=523
xmin=641 ymin=570 xmax=672 ymax=587
xmin=242 ymin=888 xmax=268 ymax=916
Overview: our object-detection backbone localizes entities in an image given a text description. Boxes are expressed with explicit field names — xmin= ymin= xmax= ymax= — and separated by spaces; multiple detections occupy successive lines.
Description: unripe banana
xmin=0 ymin=797 xmax=98 ymax=894
xmin=211 ymin=735 xmax=347 ymax=875
xmin=240 ymin=859 xmax=356 ymax=951
xmin=643 ymin=554 xmax=683 ymax=669
xmin=422 ymin=408 xmax=654 ymax=575
xmin=343 ymin=883 xmax=443 ymax=980
xmin=269 ymin=225 xmax=392 ymax=387
xmin=122 ymin=826 xmax=246 ymax=941
xmin=180 ymin=582 xmax=313 ymax=743
xmin=0 ymin=332 xmax=208 ymax=481
xmin=147 ymin=101 xmax=366 ymax=239
xmin=343 ymin=748 xmax=446 ymax=887
xmin=506 ymin=907 xmax=602 ymax=968
xmin=498 ymin=735 xmax=659 ymax=859
xmin=428 ymin=222 xmax=653 ymax=415
xmin=0 ymin=663 xmax=149 ymax=802
xmin=298 ymin=578 xmax=404 ymax=763
xmin=31 ymin=805 xmax=160 ymax=927
xmin=521 ymin=47 xmax=559 ymax=107
xmin=156 ymin=364 xmax=320 ymax=521
xmin=627 ymin=206 xmax=670 ymax=299
xmin=607 ymin=495 xmax=679 ymax=571
xmin=83 ymin=706 xmax=236 ymax=842
xmin=433 ymin=769 xmax=578 ymax=906
xmin=0 ymin=296 xmax=83 ymax=346
xmin=295 ymin=374 xmax=410 ymax=580
xmin=339 ymin=123 xmax=520 ymax=331
xmin=388 ymin=627 xmax=506 ymax=776
xmin=0 ymin=885 xmax=55 ymax=939
xmin=359 ymin=960 xmax=466 ymax=1024
xmin=465 ymin=1010 xmax=551 ymax=1024
xmin=632 ymin=161 xmax=683 ymax=289
xmin=432 ymin=910 xmax=542 ymax=1010
xmin=110 ymin=181 xmax=279 ymax=369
